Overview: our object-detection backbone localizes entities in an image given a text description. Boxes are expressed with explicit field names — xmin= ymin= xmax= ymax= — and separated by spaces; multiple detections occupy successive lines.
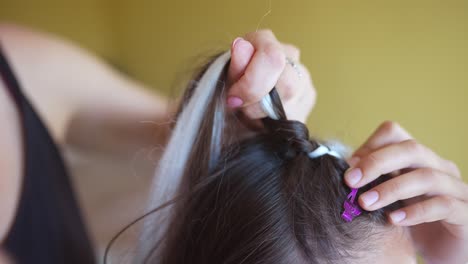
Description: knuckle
xmin=363 ymin=152 xmax=381 ymax=172
xmin=420 ymin=168 xmax=442 ymax=192
xmin=422 ymin=167 xmax=439 ymax=183
xmin=353 ymin=146 xmax=371 ymax=159
xmin=263 ymin=44 xmax=286 ymax=69
xmin=243 ymin=88 xmax=264 ymax=103
xmin=245 ymin=29 xmax=273 ymax=39
xmin=379 ymin=120 xmax=401 ymax=135
xmin=380 ymin=179 xmax=402 ymax=202
xmin=414 ymin=202 xmax=429 ymax=217
xmin=259 ymin=28 xmax=274 ymax=36
xmin=283 ymin=43 xmax=301 ymax=56
xmin=439 ymin=195 xmax=457 ymax=212
xmin=445 ymin=160 xmax=461 ymax=178
xmin=283 ymin=85 xmax=294 ymax=101
xmin=280 ymin=82 xmax=294 ymax=101
xmin=237 ymin=75 xmax=263 ymax=102
xmin=243 ymin=104 xmax=267 ymax=119
xmin=403 ymin=139 xmax=423 ymax=154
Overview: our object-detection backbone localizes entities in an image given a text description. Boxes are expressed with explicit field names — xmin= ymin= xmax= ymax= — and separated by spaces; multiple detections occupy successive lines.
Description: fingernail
xmin=390 ymin=210 xmax=406 ymax=223
xmin=232 ymin=37 xmax=244 ymax=49
xmin=348 ymin=156 xmax=360 ymax=167
xmin=345 ymin=168 xmax=362 ymax=186
xmin=227 ymin=96 xmax=243 ymax=108
xmin=360 ymin=191 xmax=379 ymax=207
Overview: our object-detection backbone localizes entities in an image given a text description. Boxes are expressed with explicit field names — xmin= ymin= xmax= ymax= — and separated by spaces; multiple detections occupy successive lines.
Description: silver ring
xmin=286 ymin=57 xmax=303 ymax=79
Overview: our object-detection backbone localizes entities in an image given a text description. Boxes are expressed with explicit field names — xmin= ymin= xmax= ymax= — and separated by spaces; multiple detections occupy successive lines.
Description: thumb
xmin=227 ymin=37 xmax=255 ymax=88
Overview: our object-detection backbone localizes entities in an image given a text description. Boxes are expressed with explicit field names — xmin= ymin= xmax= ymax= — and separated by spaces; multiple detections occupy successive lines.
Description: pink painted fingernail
xmin=390 ymin=210 xmax=406 ymax=223
xmin=227 ymin=96 xmax=243 ymax=108
xmin=360 ymin=191 xmax=379 ymax=207
xmin=348 ymin=156 xmax=360 ymax=167
xmin=345 ymin=168 xmax=362 ymax=186
xmin=232 ymin=37 xmax=244 ymax=49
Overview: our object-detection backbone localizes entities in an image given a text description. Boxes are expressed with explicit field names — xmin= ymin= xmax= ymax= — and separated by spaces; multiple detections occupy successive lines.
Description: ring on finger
xmin=286 ymin=57 xmax=303 ymax=79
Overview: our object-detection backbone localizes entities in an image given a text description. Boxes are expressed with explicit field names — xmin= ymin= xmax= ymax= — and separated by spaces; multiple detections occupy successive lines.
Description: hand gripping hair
xmin=261 ymin=93 xmax=361 ymax=223
xmin=104 ymin=51 xmax=401 ymax=264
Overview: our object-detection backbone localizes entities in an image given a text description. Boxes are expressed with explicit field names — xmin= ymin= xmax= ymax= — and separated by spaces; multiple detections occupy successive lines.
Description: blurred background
xmin=1 ymin=0 xmax=467 ymax=261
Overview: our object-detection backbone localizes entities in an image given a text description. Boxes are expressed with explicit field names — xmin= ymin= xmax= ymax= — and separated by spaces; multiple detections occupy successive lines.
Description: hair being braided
xmin=105 ymin=52 xmax=401 ymax=264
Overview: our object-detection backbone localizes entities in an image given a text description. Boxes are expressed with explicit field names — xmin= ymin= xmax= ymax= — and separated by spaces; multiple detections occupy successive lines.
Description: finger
xmin=228 ymin=29 xmax=286 ymax=107
xmin=350 ymin=121 xmax=413 ymax=166
xmin=282 ymin=64 xmax=316 ymax=122
xmin=282 ymin=43 xmax=300 ymax=61
xmin=240 ymin=62 xmax=304 ymax=120
xmin=349 ymin=122 xmax=461 ymax=180
xmin=443 ymin=159 xmax=462 ymax=179
xmin=276 ymin=43 xmax=302 ymax=102
xmin=240 ymin=103 xmax=270 ymax=119
xmin=358 ymin=168 xmax=468 ymax=211
xmin=345 ymin=139 xmax=447 ymax=188
xmin=227 ymin=38 xmax=255 ymax=88
xmin=388 ymin=196 xmax=468 ymax=226
xmin=275 ymin=59 xmax=303 ymax=102
xmin=240 ymin=43 xmax=307 ymax=120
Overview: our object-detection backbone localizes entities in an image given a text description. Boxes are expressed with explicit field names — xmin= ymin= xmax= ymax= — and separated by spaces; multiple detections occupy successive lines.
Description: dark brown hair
xmin=106 ymin=52 xmax=399 ymax=264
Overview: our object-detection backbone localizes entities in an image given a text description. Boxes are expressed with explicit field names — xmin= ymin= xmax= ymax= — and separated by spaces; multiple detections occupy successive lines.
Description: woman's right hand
xmin=346 ymin=121 xmax=468 ymax=264
xmin=226 ymin=29 xmax=316 ymax=123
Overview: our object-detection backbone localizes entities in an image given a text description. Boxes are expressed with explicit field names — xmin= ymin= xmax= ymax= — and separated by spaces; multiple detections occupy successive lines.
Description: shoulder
xmin=0 ymin=23 xmax=87 ymax=72
xmin=0 ymin=22 xmax=125 ymax=86
xmin=0 ymin=23 xmax=116 ymax=142
xmin=0 ymin=23 xmax=95 ymax=63
xmin=0 ymin=24 xmax=76 ymax=240
xmin=0 ymin=71 xmax=23 ymax=242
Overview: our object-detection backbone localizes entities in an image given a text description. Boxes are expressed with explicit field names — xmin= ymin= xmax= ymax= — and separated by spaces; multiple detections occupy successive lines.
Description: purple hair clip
xmin=341 ymin=188 xmax=362 ymax=222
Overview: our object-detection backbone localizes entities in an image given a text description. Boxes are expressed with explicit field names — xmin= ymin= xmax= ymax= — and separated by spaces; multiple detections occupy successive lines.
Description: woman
xmin=1 ymin=24 xmax=466 ymax=263
xmin=0 ymin=24 xmax=309 ymax=263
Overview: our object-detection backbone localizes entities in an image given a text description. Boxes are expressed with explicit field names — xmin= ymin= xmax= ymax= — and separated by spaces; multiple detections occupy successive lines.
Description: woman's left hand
xmin=226 ymin=29 xmax=316 ymax=123
xmin=345 ymin=121 xmax=468 ymax=264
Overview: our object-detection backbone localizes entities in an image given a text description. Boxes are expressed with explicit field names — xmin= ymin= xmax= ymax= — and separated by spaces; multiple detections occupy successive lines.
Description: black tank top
xmin=0 ymin=46 xmax=96 ymax=264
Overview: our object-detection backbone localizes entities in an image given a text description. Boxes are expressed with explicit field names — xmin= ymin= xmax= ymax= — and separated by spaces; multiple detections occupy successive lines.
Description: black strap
xmin=0 ymin=45 xmax=24 ymax=110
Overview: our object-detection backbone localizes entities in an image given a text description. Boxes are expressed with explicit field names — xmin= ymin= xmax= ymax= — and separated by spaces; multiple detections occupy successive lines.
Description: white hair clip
xmin=260 ymin=94 xmax=343 ymax=161
xmin=260 ymin=94 xmax=280 ymax=120
xmin=308 ymin=144 xmax=341 ymax=159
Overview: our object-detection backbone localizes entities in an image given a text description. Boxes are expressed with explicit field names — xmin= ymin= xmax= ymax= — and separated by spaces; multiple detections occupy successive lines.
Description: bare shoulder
xmin=0 ymin=23 xmax=71 ymax=49
xmin=0 ymin=23 xmax=97 ymax=76
xmin=0 ymin=23 xmax=168 ymax=143
xmin=0 ymin=25 xmax=81 ymax=239
xmin=0 ymin=73 xmax=23 ymax=242
xmin=0 ymin=23 xmax=106 ymax=67
xmin=0 ymin=23 xmax=94 ymax=141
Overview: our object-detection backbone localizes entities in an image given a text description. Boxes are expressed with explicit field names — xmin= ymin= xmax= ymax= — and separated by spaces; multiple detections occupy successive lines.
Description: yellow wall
xmin=1 ymin=0 xmax=467 ymax=179
xmin=0 ymin=0 xmax=116 ymax=59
